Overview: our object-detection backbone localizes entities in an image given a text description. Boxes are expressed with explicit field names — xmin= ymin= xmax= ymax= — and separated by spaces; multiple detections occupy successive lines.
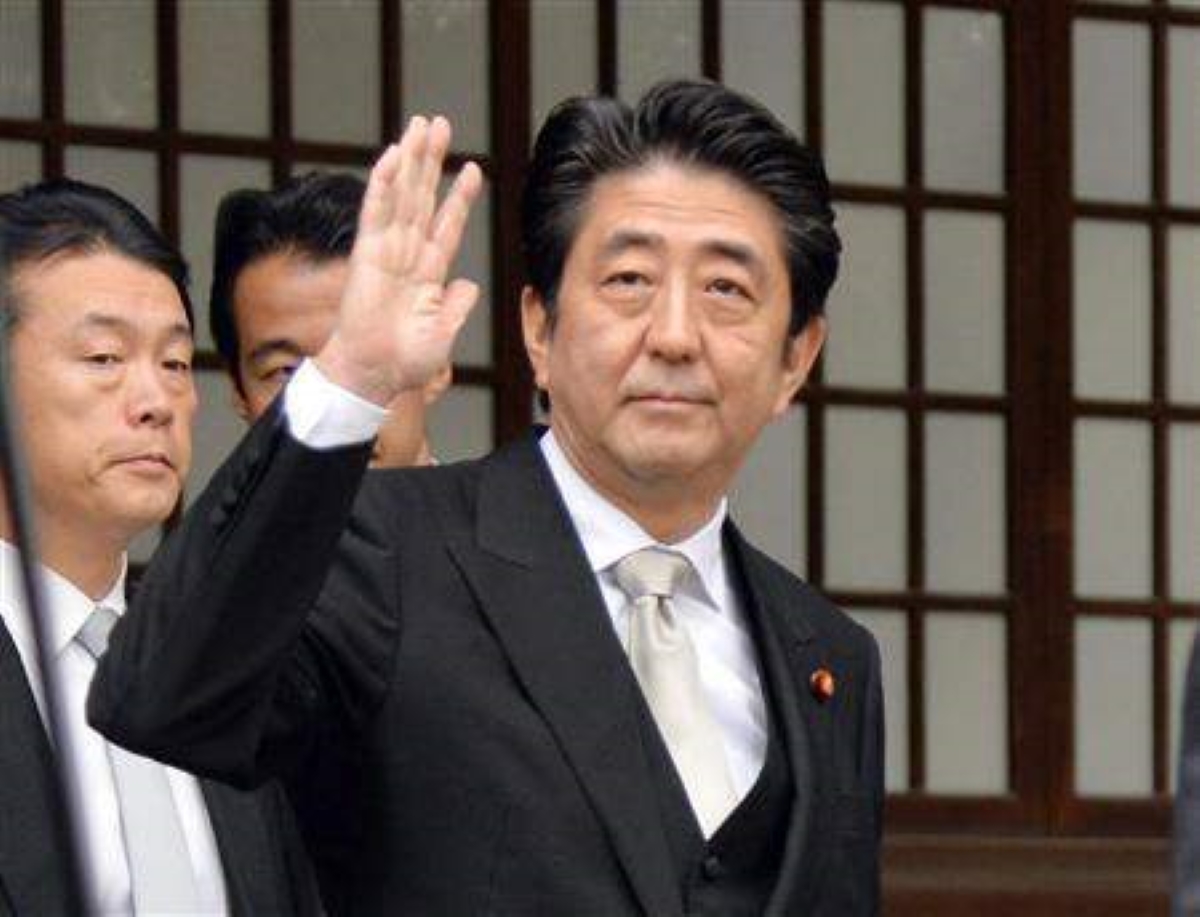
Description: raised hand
xmin=315 ymin=116 xmax=484 ymax=406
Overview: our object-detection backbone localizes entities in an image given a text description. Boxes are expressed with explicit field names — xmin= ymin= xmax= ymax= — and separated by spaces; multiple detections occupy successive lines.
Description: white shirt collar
xmin=0 ymin=539 xmax=127 ymax=661
xmin=538 ymin=429 xmax=728 ymax=607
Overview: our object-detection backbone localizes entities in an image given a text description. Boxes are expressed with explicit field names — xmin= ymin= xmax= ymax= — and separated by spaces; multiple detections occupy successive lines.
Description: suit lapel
xmin=446 ymin=435 xmax=683 ymax=917
xmin=726 ymin=528 xmax=838 ymax=917
xmin=0 ymin=623 xmax=82 ymax=915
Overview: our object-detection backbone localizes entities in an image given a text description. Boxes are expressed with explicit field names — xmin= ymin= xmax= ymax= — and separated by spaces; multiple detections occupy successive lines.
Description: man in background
xmin=0 ymin=179 xmax=318 ymax=915
xmin=210 ymin=172 xmax=448 ymax=467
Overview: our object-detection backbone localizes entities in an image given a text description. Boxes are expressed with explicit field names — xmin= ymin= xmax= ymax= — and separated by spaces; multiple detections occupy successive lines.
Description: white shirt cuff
xmin=284 ymin=359 xmax=388 ymax=449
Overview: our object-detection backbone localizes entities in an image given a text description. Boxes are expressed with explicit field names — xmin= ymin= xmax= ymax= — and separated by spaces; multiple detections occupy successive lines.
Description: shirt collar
xmin=0 ymin=540 xmax=127 ymax=660
xmin=539 ymin=429 xmax=728 ymax=606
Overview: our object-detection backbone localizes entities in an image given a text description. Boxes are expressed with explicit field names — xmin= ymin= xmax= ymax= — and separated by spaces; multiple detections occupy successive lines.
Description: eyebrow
xmin=598 ymin=230 xmax=769 ymax=281
xmin=245 ymin=338 xmax=306 ymax=366
xmin=77 ymin=312 xmax=193 ymax=346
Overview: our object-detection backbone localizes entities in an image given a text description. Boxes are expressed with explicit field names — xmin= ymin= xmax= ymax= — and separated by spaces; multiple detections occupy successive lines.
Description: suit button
xmin=701 ymin=854 xmax=725 ymax=881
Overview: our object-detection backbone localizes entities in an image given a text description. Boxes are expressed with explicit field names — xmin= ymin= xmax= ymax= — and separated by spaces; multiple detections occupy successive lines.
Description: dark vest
xmin=637 ymin=691 xmax=794 ymax=917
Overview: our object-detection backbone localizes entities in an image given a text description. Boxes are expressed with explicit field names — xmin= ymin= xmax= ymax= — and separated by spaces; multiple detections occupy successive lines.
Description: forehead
xmin=572 ymin=162 xmax=788 ymax=266
xmin=232 ymin=252 xmax=347 ymax=340
xmin=13 ymin=249 xmax=188 ymax=334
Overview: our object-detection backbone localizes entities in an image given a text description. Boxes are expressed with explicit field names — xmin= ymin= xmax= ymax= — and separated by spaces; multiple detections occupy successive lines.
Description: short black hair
xmin=0 ymin=178 xmax=192 ymax=332
xmin=522 ymin=79 xmax=840 ymax=335
xmin=209 ymin=171 xmax=364 ymax=389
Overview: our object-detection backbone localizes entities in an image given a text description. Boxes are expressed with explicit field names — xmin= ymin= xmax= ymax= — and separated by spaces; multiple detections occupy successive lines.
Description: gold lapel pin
xmin=809 ymin=668 xmax=835 ymax=703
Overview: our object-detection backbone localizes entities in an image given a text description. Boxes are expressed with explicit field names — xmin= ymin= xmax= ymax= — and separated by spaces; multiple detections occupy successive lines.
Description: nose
xmin=644 ymin=277 xmax=700 ymax=362
xmin=125 ymin=360 xmax=176 ymax=428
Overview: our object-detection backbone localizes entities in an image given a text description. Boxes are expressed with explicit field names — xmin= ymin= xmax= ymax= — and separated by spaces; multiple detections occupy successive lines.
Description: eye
xmin=707 ymin=277 xmax=750 ymax=299
xmin=84 ymin=352 xmax=122 ymax=367
xmin=604 ymin=270 xmax=649 ymax=288
xmin=262 ymin=364 xmax=299 ymax=384
xmin=163 ymin=358 xmax=192 ymax=375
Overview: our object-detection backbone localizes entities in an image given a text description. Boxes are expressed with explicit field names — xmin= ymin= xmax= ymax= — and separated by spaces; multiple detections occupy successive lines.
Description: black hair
xmin=208 ymin=171 xmax=364 ymax=389
xmin=0 ymin=178 xmax=192 ymax=332
xmin=522 ymin=79 xmax=840 ymax=336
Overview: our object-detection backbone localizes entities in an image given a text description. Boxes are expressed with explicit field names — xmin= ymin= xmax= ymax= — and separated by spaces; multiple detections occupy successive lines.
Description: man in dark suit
xmin=207 ymin=172 xmax=449 ymax=468
xmin=0 ymin=179 xmax=318 ymax=915
xmin=1175 ymin=637 xmax=1200 ymax=915
xmin=90 ymin=81 xmax=885 ymax=915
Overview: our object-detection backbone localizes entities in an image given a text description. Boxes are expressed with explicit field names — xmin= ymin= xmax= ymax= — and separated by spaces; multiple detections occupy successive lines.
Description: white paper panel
xmin=186 ymin=371 xmax=247 ymax=503
xmin=729 ymin=407 xmax=806 ymax=577
xmin=402 ymin=1 xmax=490 ymax=154
xmin=926 ymin=612 xmax=1008 ymax=793
xmin=825 ymin=408 xmax=907 ymax=590
xmin=531 ymin=0 xmax=597 ymax=132
xmin=0 ymin=141 xmax=42 ymax=191
xmin=1169 ymin=225 xmax=1200 ymax=403
xmin=293 ymin=0 xmax=379 ymax=144
xmin=1073 ymin=21 xmax=1151 ymax=203
xmin=1171 ymin=424 xmax=1200 ymax=600
xmin=448 ymin=180 xmax=492 ymax=368
xmin=0 ymin=0 xmax=40 ymax=118
xmin=179 ymin=155 xmax=272 ymax=350
xmin=848 ymin=609 xmax=909 ymax=792
xmin=925 ymin=414 xmax=1006 ymax=594
xmin=721 ymin=0 xmax=804 ymax=137
xmin=1171 ymin=619 xmax=1200 ymax=792
xmin=824 ymin=204 xmax=906 ymax=388
xmin=64 ymin=0 xmax=156 ymax=128
xmin=1075 ymin=616 xmax=1154 ymax=796
xmin=823 ymin=1 xmax=904 ymax=186
xmin=64 ymin=146 xmax=159 ymax=226
xmin=179 ymin=0 xmax=268 ymax=136
xmin=428 ymin=385 xmax=493 ymax=463
xmin=924 ymin=211 xmax=1004 ymax=394
xmin=1169 ymin=27 xmax=1200 ymax=206
xmin=923 ymin=9 xmax=1003 ymax=193
xmin=1073 ymin=219 xmax=1151 ymax=400
xmin=1074 ymin=420 xmax=1153 ymax=598
xmin=617 ymin=0 xmax=702 ymax=102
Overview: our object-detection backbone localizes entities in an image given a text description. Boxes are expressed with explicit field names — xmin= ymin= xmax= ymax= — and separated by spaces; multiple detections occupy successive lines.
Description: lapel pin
xmin=810 ymin=668 xmax=835 ymax=703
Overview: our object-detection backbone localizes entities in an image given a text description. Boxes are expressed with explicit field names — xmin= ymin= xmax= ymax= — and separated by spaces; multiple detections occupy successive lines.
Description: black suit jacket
xmin=1175 ymin=634 xmax=1200 ymax=916
xmin=0 ymin=608 xmax=319 ymax=915
xmin=89 ymin=412 xmax=884 ymax=916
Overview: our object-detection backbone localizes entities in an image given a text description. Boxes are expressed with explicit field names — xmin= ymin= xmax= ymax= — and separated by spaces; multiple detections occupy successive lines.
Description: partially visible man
xmin=1174 ymin=637 xmax=1200 ymax=915
xmin=0 ymin=179 xmax=318 ymax=915
xmin=210 ymin=172 xmax=448 ymax=467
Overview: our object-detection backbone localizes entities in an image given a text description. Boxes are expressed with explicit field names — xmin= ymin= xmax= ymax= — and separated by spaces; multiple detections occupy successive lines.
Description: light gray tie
xmin=614 ymin=548 xmax=737 ymax=837
xmin=77 ymin=606 xmax=202 ymax=914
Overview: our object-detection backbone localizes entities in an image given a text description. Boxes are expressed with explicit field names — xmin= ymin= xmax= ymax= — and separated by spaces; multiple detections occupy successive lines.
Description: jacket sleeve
xmin=87 ymin=401 xmax=394 ymax=790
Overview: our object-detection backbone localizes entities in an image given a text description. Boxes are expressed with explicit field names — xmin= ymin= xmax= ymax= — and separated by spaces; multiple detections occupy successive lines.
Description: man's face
xmin=231 ymin=251 xmax=436 ymax=467
xmin=8 ymin=251 xmax=196 ymax=545
xmin=523 ymin=162 xmax=826 ymax=520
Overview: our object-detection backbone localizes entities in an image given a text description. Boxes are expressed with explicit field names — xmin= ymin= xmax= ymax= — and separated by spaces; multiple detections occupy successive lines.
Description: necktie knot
xmin=613 ymin=547 xmax=690 ymax=602
xmin=76 ymin=605 xmax=119 ymax=660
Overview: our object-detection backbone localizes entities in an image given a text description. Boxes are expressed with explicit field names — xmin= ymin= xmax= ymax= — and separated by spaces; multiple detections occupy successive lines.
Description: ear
xmin=773 ymin=316 xmax=827 ymax=417
xmin=521 ymin=286 xmax=553 ymax=392
xmin=423 ymin=363 xmax=453 ymax=405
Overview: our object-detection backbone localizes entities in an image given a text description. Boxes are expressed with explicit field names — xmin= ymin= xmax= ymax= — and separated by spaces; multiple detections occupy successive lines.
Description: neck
xmin=548 ymin=429 xmax=723 ymax=544
xmin=0 ymin=506 xmax=125 ymax=602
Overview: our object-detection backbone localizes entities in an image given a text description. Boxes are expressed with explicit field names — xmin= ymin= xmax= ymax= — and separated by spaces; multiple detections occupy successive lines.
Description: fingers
xmin=412 ymin=116 xmax=453 ymax=234
xmin=414 ymin=161 xmax=484 ymax=284
xmin=440 ymin=278 xmax=481 ymax=334
xmin=357 ymin=141 xmax=403 ymax=235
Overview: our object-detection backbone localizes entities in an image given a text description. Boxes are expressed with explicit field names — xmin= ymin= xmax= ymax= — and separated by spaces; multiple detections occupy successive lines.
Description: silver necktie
xmin=77 ymin=606 xmax=202 ymax=914
xmin=614 ymin=548 xmax=737 ymax=837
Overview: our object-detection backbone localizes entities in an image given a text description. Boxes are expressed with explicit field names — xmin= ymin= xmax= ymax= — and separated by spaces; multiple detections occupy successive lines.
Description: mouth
xmin=113 ymin=452 xmax=175 ymax=473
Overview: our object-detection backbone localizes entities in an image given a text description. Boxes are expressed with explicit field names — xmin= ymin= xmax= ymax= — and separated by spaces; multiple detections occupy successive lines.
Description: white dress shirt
xmin=284 ymin=359 xmax=769 ymax=798
xmin=0 ymin=542 xmax=229 ymax=916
